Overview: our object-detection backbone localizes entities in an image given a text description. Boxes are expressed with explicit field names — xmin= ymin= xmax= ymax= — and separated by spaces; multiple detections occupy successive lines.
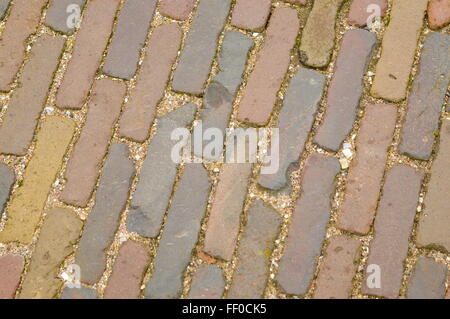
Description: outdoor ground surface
xmin=0 ymin=0 xmax=449 ymax=299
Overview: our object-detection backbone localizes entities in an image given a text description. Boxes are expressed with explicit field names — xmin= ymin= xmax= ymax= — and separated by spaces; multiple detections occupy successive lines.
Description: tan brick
xmin=0 ymin=116 xmax=76 ymax=244
xmin=159 ymin=0 xmax=196 ymax=20
xmin=0 ymin=254 xmax=24 ymax=299
xmin=428 ymin=0 xmax=450 ymax=30
xmin=231 ymin=0 xmax=271 ymax=31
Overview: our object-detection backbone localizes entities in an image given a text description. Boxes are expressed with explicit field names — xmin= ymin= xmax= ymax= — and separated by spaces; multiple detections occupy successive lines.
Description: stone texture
xmin=75 ymin=143 xmax=135 ymax=285
xmin=314 ymin=29 xmax=376 ymax=151
xmin=231 ymin=0 xmax=271 ymax=31
xmin=56 ymin=0 xmax=121 ymax=109
xmin=61 ymin=79 xmax=126 ymax=207
xmin=337 ymin=103 xmax=397 ymax=234
xmin=370 ymin=0 xmax=428 ymax=102
xmin=45 ymin=0 xmax=87 ymax=34
xmin=237 ymin=7 xmax=300 ymax=124
xmin=104 ymin=241 xmax=150 ymax=299
xmin=172 ymin=0 xmax=231 ymax=95
xmin=277 ymin=154 xmax=340 ymax=295
xmin=145 ymin=164 xmax=210 ymax=299
xmin=0 ymin=116 xmax=75 ymax=244
xmin=118 ymin=23 xmax=182 ymax=142
xmin=19 ymin=208 xmax=83 ymax=299
xmin=362 ymin=165 xmax=424 ymax=298
xmin=416 ymin=119 xmax=450 ymax=252
xmin=0 ymin=34 xmax=65 ymax=155
xmin=103 ymin=0 xmax=157 ymax=79
xmin=188 ymin=265 xmax=225 ymax=299
xmin=428 ymin=0 xmax=450 ymax=30
xmin=159 ymin=0 xmax=196 ymax=20
xmin=127 ymin=103 xmax=196 ymax=238
xmin=0 ymin=0 xmax=9 ymax=19
xmin=314 ymin=236 xmax=361 ymax=299
xmin=299 ymin=0 xmax=345 ymax=68
xmin=61 ymin=286 xmax=97 ymax=299
xmin=0 ymin=163 xmax=14 ymax=211
xmin=407 ymin=257 xmax=448 ymax=299
xmin=258 ymin=68 xmax=326 ymax=190
xmin=0 ymin=254 xmax=24 ymax=299
xmin=348 ymin=0 xmax=388 ymax=27
xmin=228 ymin=200 xmax=281 ymax=299
xmin=398 ymin=32 xmax=450 ymax=160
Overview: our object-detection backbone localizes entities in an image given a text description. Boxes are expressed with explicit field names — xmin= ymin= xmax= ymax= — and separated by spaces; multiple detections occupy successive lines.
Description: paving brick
xmin=416 ymin=119 xmax=450 ymax=252
xmin=298 ymin=0 xmax=345 ymax=68
xmin=314 ymin=29 xmax=376 ymax=151
xmin=172 ymin=0 xmax=231 ymax=95
xmin=103 ymin=0 xmax=157 ymax=80
xmin=337 ymin=103 xmax=397 ymax=234
xmin=127 ymin=103 xmax=196 ymax=238
xmin=188 ymin=264 xmax=225 ymax=299
xmin=0 ymin=116 xmax=75 ymax=244
xmin=231 ymin=0 xmax=271 ymax=31
xmin=0 ymin=254 xmax=24 ymax=299
xmin=407 ymin=257 xmax=448 ymax=299
xmin=61 ymin=79 xmax=126 ymax=207
xmin=428 ymin=0 xmax=450 ymax=30
xmin=362 ymin=165 xmax=424 ymax=298
xmin=203 ymin=163 xmax=252 ymax=260
xmin=285 ymin=0 xmax=307 ymax=4
xmin=348 ymin=0 xmax=388 ymax=27
xmin=370 ymin=0 xmax=428 ymax=102
xmin=237 ymin=7 xmax=300 ymax=124
xmin=45 ymin=0 xmax=87 ymax=34
xmin=0 ymin=34 xmax=65 ymax=155
xmin=56 ymin=0 xmax=121 ymax=109
xmin=0 ymin=0 xmax=9 ymax=19
xmin=19 ymin=208 xmax=83 ymax=299
xmin=0 ymin=163 xmax=14 ymax=211
xmin=75 ymin=143 xmax=135 ymax=285
xmin=398 ymin=32 xmax=450 ymax=160
xmin=159 ymin=0 xmax=196 ymax=20
xmin=277 ymin=154 xmax=340 ymax=295
xmin=258 ymin=68 xmax=326 ymax=190
xmin=314 ymin=235 xmax=360 ymax=299
xmin=145 ymin=164 xmax=210 ymax=299
xmin=118 ymin=23 xmax=182 ymax=142
xmin=0 ymin=0 xmax=47 ymax=91
xmin=61 ymin=286 xmax=97 ymax=299
xmin=228 ymin=200 xmax=281 ymax=299
xmin=104 ymin=241 xmax=150 ymax=299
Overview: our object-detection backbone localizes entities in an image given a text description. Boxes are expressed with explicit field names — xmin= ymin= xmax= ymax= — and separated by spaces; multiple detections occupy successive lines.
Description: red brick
xmin=231 ymin=0 xmax=271 ymax=31
xmin=159 ymin=0 xmax=196 ymax=20
xmin=348 ymin=0 xmax=388 ymax=27
xmin=0 ymin=254 xmax=24 ymax=299
xmin=428 ymin=0 xmax=450 ymax=30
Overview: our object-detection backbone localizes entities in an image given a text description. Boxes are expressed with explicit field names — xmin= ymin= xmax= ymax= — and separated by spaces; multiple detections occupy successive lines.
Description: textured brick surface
xmin=0 ymin=254 xmax=24 ymax=299
xmin=370 ymin=0 xmax=428 ymax=102
xmin=159 ymin=0 xmax=196 ymax=20
xmin=61 ymin=286 xmax=97 ymax=299
xmin=362 ymin=165 xmax=424 ymax=298
xmin=231 ymin=0 xmax=271 ymax=31
xmin=348 ymin=0 xmax=388 ymax=27
xmin=0 ymin=34 xmax=65 ymax=155
xmin=337 ymin=103 xmax=397 ymax=234
xmin=407 ymin=257 xmax=448 ymax=299
xmin=237 ymin=7 xmax=299 ymax=124
xmin=188 ymin=265 xmax=225 ymax=299
xmin=0 ymin=163 xmax=14 ymax=211
xmin=45 ymin=0 xmax=87 ymax=34
xmin=428 ymin=0 xmax=450 ymax=30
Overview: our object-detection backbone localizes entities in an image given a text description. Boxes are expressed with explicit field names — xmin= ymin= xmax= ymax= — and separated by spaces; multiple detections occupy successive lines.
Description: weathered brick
xmin=285 ymin=0 xmax=307 ymax=4
xmin=416 ymin=119 xmax=450 ymax=252
xmin=277 ymin=154 xmax=340 ymax=295
xmin=127 ymin=103 xmax=196 ymax=238
xmin=314 ymin=29 xmax=376 ymax=151
xmin=188 ymin=264 xmax=225 ymax=299
xmin=0 ymin=34 xmax=65 ymax=155
xmin=103 ymin=0 xmax=157 ymax=80
xmin=145 ymin=164 xmax=210 ymax=299
xmin=0 ymin=116 xmax=75 ymax=244
xmin=118 ymin=23 xmax=182 ymax=142
xmin=314 ymin=235 xmax=360 ymax=299
xmin=61 ymin=286 xmax=97 ymax=299
xmin=428 ymin=0 xmax=450 ymax=30
xmin=56 ymin=0 xmax=121 ymax=109
xmin=0 ymin=0 xmax=9 ymax=19
xmin=258 ymin=68 xmax=326 ymax=190
xmin=231 ymin=0 xmax=271 ymax=31
xmin=299 ymin=0 xmax=345 ymax=68
xmin=228 ymin=200 xmax=281 ymax=299
xmin=407 ymin=257 xmax=448 ymax=299
xmin=362 ymin=165 xmax=424 ymax=298
xmin=0 ymin=254 xmax=24 ymax=299
xmin=19 ymin=208 xmax=83 ymax=299
xmin=337 ymin=103 xmax=397 ymax=234
xmin=104 ymin=241 xmax=150 ymax=299
xmin=61 ymin=79 xmax=126 ymax=207
xmin=159 ymin=0 xmax=196 ymax=20
xmin=0 ymin=163 xmax=14 ymax=211
xmin=370 ymin=0 xmax=428 ymax=102
xmin=237 ymin=7 xmax=300 ymax=124
xmin=75 ymin=143 xmax=135 ymax=285
xmin=45 ymin=0 xmax=87 ymax=34
xmin=0 ymin=0 xmax=47 ymax=90
xmin=398 ymin=32 xmax=450 ymax=160
xmin=348 ymin=0 xmax=388 ymax=27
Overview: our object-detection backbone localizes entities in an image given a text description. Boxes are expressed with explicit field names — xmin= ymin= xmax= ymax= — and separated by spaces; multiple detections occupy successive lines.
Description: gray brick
xmin=61 ymin=286 xmax=98 ymax=299
xmin=45 ymin=0 xmax=86 ymax=34
xmin=188 ymin=264 xmax=225 ymax=299
xmin=407 ymin=257 xmax=447 ymax=299
xmin=0 ymin=0 xmax=9 ymax=19
xmin=0 ymin=163 xmax=14 ymax=211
